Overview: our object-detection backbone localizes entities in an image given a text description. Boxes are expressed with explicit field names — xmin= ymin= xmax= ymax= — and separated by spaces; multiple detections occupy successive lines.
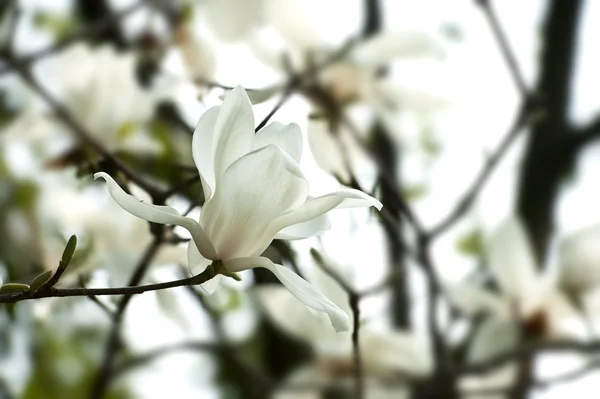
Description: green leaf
xmin=404 ymin=184 xmax=428 ymax=202
xmin=29 ymin=270 xmax=53 ymax=292
xmin=419 ymin=126 xmax=442 ymax=157
xmin=456 ymin=229 xmax=484 ymax=258
xmin=61 ymin=235 xmax=77 ymax=266
xmin=0 ymin=283 xmax=30 ymax=294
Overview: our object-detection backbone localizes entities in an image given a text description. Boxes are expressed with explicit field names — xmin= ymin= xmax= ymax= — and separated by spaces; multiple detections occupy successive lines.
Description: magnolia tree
xmin=1 ymin=0 xmax=600 ymax=398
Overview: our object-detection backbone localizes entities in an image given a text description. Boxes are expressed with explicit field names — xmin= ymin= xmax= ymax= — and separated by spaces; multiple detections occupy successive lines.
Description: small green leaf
xmin=456 ymin=229 xmax=484 ymax=258
xmin=404 ymin=184 xmax=428 ymax=202
xmin=61 ymin=235 xmax=77 ymax=266
xmin=0 ymin=283 xmax=30 ymax=294
xmin=29 ymin=270 xmax=53 ymax=292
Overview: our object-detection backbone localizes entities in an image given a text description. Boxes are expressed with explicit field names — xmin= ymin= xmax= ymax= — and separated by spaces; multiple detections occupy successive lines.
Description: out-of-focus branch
xmin=112 ymin=341 xmax=229 ymax=377
xmin=462 ymin=356 xmax=600 ymax=397
xmin=0 ymin=3 xmax=143 ymax=75
xmin=310 ymin=248 xmax=364 ymax=398
xmin=456 ymin=339 xmax=600 ymax=376
xmin=5 ymin=56 xmax=164 ymax=198
xmin=475 ymin=0 xmax=529 ymax=97
xmin=429 ymin=103 xmax=532 ymax=237
xmin=91 ymin=237 xmax=163 ymax=399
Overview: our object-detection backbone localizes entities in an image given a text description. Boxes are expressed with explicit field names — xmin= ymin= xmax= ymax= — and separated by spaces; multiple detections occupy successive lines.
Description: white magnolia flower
xmin=445 ymin=217 xmax=583 ymax=339
xmin=6 ymin=44 xmax=165 ymax=157
xmin=95 ymin=86 xmax=381 ymax=331
xmin=459 ymin=317 xmax=520 ymax=398
xmin=257 ymin=252 xmax=432 ymax=398
xmin=449 ymin=218 xmax=590 ymax=396
xmin=248 ymin=2 xmax=447 ymax=183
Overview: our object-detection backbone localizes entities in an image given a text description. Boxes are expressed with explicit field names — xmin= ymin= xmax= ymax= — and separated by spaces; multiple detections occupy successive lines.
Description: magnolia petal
xmin=212 ymin=86 xmax=255 ymax=184
xmin=267 ymin=189 xmax=382 ymax=242
xmin=353 ymin=31 xmax=444 ymax=66
xmin=467 ymin=317 xmax=519 ymax=364
xmin=94 ymin=172 xmax=218 ymax=260
xmin=558 ymin=225 xmax=600 ymax=295
xmin=255 ymin=285 xmax=329 ymax=343
xmin=200 ymin=145 xmax=309 ymax=260
xmin=543 ymin=290 xmax=589 ymax=340
xmin=274 ymin=213 xmax=331 ymax=240
xmin=204 ymin=0 xmax=263 ymax=42
xmin=307 ymin=118 xmax=350 ymax=181
xmin=187 ymin=241 xmax=221 ymax=294
xmin=192 ymin=106 xmax=220 ymax=199
xmin=255 ymin=122 xmax=303 ymax=163
xmin=224 ymin=257 xmax=349 ymax=332
xmin=265 ymin=0 xmax=322 ymax=51
xmin=361 ymin=330 xmax=433 ymax=378
xmin=460 ymin=318 xmax=518 ymax=394
xmin=488 ymin=217 xmax=541 ymax=311
xmin=444 ymin=282 xmax=510 ymax=317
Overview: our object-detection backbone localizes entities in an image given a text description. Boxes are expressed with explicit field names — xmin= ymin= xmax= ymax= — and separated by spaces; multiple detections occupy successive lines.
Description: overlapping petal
xmin=200 ymin=145 xmax=309 ymax=260
xmin=212 ymin=87 xmax=255 ymax=184
xmin=94 ymin=172 xmax=218 ymax=260
xmin=192 ymin=106 xmax=220 ymax=199
xmin=254 ymin=122 xmax=303 ymax=163
xmin=444 ymin=282 xmax=510 ymax=317
xmin=487 ymin=218 xmax=541 ymax=312
xmin=266 ymin=190 xmax=382 ymax=242
xmin=224 ymin=257 xmax=349 ymax=332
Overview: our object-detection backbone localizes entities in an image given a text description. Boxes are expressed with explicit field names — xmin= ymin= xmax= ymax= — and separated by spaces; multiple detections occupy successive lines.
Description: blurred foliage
xmin=456 ymin=228 xmax=484 ymax=258
xmin=22 ymin=322 xmax=130 ymax=399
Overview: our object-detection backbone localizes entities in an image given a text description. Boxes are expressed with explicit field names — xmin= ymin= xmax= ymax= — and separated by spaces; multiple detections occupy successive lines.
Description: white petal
xmin=224 ymin=257 xmax=349 ymax=332
xmin=274 ymin=213 xmax=331 ymax=240
xmin=200 ymin=145 xmax=309 ymax=260
xmin=467 ymin=317 xmax=519 ymax=364
xmin=94 ymin=172 xmax=218 ymax=260
xmin=488 ymin=217 xmax=541 ymax=310
xmin=543 ymin=290 xmax=588 ymax=340
xmin=204 ymin=0 xmax=263 ymax=42
xmin=267 ymin=190 xmax=382 ymax=241
xmin=265 ymin=0 xmax=322 ymax=51
xmin=254 ymin=285 xmax=329 ymax=342
xmin=353 ymin=31 xmax=444 ymax=66
xmin=307 ymin=118 xmax=350 ymax=181
xmin=254 ymin=122 xmax=303 ymax=163
xmin=212 ymin=86 xmax=255 ymax=183
xmin=444 ymin=282 xmax=510 ymax=317
xmin=361 ymin=330 xmax=433 ymax=378
xmin=187 ymin=241 xmax=221 ymax=294
xmin=192 ymin=106 xmax=220 ymax=199
xmin=177 ymin=26 xmax=217 ymax=82
xmin=460 ymin=318 xmax=518 ymax=395
xmin=558 ymin=225 xmax=600 ymax=294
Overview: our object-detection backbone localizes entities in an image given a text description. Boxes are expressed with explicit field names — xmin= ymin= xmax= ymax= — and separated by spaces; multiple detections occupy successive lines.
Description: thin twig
xmin=429 ymin=104 xmax=530 ymax=237
xmin=91 ymin=237 xmax=163 ymax=399
xmin=255 ymin=89 xmax=293 ymax=132
xmin=476 ymin=0 xmax=529 ymax=97
xmin=6 ymin=58 xmax=163 ymax=198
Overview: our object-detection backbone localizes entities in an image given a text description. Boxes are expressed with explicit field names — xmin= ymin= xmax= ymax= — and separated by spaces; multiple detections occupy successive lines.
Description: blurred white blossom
xmin=258 ymin=252 xmax=432 ymax=399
